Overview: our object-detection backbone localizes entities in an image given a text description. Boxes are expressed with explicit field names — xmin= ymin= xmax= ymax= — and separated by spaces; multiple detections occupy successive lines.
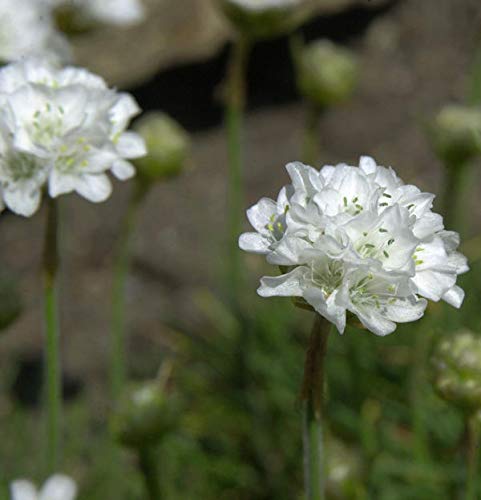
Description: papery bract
xmin=240 ymin=156 xmax=468 ymax=336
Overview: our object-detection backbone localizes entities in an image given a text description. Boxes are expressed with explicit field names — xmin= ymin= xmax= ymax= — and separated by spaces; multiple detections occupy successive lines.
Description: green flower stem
xmin=301 ymin=314 xmax=331 ymax=500
xmin=303 ymin=103 xmax=322 ymax=166
xmin=138 ymin=446 xmax=161 ymax=500
xmin=111 ymin=180 xmax=149 ymax=402
xmin=409 ymin=323 xmax=433 ymax=463
xmin=43 ymin=196 xmax=61 ymax=472
xmin=465 ymin=414 xmax=480 ymax=500
xmin=225 ymin=35 xmax=251 ymax=300
xmin=442 ymin=161 xmax=472 ymax=236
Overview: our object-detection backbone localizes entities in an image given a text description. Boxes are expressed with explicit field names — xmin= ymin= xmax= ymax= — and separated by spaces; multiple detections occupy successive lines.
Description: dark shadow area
xmin=10 ymin=352 xmax=83 ymax=408
xmin=130 ymin=0 xmax=399 ymax=131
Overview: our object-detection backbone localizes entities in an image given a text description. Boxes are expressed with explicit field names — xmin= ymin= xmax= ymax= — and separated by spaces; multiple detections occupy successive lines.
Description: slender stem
xmin=225 ymin=36 xmax=250 ymax=300
xmin=442 ymin=161 xmax=471 ymax=235
xmin=409 ymin=324 xmax=433 ymax=463
xmin=465 ymin=414 xmax=480 ymax=500
xmin=302 ymin=104 xmax=322 ymax=166
xmin=43 ymin=197 xmax=61 ymax=473
xmin=301 ymin=314 xmax=331 ymax=500
xmin=111 ymin=181 xmax=149 ymax=402
xmin=139 ymin=446 xmax=161 ymax=500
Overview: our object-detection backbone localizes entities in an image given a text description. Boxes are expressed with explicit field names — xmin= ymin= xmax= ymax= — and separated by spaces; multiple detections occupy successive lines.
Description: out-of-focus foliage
xmin=4 ymin=260 xmax=481 ymax=498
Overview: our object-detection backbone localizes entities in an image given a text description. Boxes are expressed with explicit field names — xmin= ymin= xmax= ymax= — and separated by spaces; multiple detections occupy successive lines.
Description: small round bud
xmin=296 ymin=40 xmax=359 ymax=108
xmin=431 ymin=330 xmax=481 ymax=413
xmin=218 ymin=0 xmax=313 ymax=40
xmin=133 ymin=112 xmax=190 ymax=182
xmin=428 ymin=105 xmax=481 ymax=166
xmin=110 ymin=380 xmax=177 ymax=449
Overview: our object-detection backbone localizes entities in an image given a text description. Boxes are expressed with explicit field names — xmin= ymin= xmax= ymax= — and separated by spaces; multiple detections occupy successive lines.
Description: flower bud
xmin=428 ymin=105 xmax=481 ymax=166
xmin=431 ymin=330 xmax=481 ymax=412
xmin=218 ymin=0 xmax=313 ymax=40
xmin=296 ymin=40 xmax=359 ymax=108
xmin=110 ymin=380 xmax=177 ymax=449
xmin=133 ymin=112 xmax=190 ymax=182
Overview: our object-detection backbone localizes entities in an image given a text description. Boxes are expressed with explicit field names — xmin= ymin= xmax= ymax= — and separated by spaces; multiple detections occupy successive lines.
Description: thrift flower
xmin=239 ymin=156 xmax=468 ymax=336
xmin=10 ymin=474 xmax=77 ymax=500
xmin=0 ymin=58 xmax=146 ymax=216
xmin=0 ymin=0 xmax=70 ymax=63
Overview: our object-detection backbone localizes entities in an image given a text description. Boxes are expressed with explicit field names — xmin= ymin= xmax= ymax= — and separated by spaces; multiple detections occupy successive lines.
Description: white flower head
xmin=11 ymin=474 xmax=77 ymax=500
xmin=240 ymin=156 xmax=469 ymax=336
xmin=0 ymin=58 xmax=146 ymax=216
xmin=0 ymin=0 xmax=70 ymax=64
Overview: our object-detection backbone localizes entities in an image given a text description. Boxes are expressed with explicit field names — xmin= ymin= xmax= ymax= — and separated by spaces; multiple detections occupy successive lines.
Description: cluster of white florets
xmin=0 ymin=58 xmax=146 ymax=216
xmin=239 ymin=157 xmax=468 ymax=336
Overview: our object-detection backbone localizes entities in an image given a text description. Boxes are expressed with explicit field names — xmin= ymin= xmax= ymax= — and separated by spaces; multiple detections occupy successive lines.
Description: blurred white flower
xmin=50 ymin=0 xmax=145 ymax=27
xmin=225 ymin=0 xmax=302 ymax=11
xmin=0 ymin=58 xmax=146 ymax=216
xmin=10 ymin=474 xmax=77 ymax=500
xmin=240 ymin=156 xmax=468 ymax=336
xmin=0 ymin=0 xmax=70 ymax=63
xmin=82 ymin=0 xmax=145 ymax=26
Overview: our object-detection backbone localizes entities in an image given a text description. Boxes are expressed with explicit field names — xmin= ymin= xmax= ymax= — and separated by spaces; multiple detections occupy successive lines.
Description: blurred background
xmin=1 ymin=0 xmax=481 ymax=498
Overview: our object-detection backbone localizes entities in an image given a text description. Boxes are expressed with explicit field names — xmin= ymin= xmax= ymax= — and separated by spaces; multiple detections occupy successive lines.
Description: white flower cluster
xmin=240 ymin=157 xmax=468 ymax=336
xmin=0 ymin=58 xmax=146 ymax=216
xmin=11 ymin=474 xmax=77 ymax=500
xmin=0 ymin=0 xmax=70 ymax=64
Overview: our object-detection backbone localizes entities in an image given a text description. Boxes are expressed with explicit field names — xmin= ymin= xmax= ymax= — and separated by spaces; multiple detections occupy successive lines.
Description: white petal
xmin=257 ymin=267 xmax=307 ymax=297
xmin=267 ymin=234 xmax=311 ymax=266
xmin=80 ymin=150 xmax=118 ymax=174
xmin=285 ymin=161 xmax=322 ymax=194
xmin=359 ymin=155 xmax=377 ymax=174
xmin=75 ymin=174 xmax=112 ymax=203
xmin=4 ymin=186 xmax=42 ymax=217
xmin=413 ymin=212 xmax=444 ymax=239
xmin=447 ymin=251 xmax=469 ymax=275
xmin=442 ymin=285 xmax=465 ymax=308
xmin=111 ymin=159 xmax=136 ymax=180
xmin=10 ymin=480 xmax=38 ymax=500
xmin=116 ymin=132 xmax=147 ymax=159
xmin=49 ymin=171 xmax=77 ymax=197
xmin=384 ymin=296 xmax=427 ymax=323
xmin=246 ymin=198 xmax=277 ymax=233
xmin=239 ymin=232 xmax=270 ymax=254
xmin=355 ymin=309 xmax=397 ymax=336
xmin=303 ymin=287 xmax=346 ymax=333
xmin=110 ymin=93 xmax=141 ymax=134
xmin=412 ymin=269 xmax=457 ymax=302
xmin=40 ymin=475 xmax=77 ymax=500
